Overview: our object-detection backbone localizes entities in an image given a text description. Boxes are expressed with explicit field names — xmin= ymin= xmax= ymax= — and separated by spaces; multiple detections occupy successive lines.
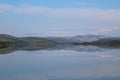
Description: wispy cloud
xmin=92 ymin=26 xmax=120 ymax=34
xmin=97 ymin=27 xmax=113 ymax=33
xmin=0 ymin=3 xmax=120 ymax=22
xmin=0 ymin=3 xmax=13 ymax=14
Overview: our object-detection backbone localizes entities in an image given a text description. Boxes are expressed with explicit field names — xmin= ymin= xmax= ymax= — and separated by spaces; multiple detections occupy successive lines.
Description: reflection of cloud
xmin=0 ymin=3 xmax=120 ymax=22
xmin=94 ymin=53 xmax=120 ymax=60
xmin=1 ymin=63 xmax=120 ymax=80
xmin=47 ymin=64 xmax=120 ymax=79
xmin=0 ymin=51 xmax=120 ymax=80
xmin=1 ymin=73 xmax=48 ymax=80
xmin=97 ymin=54 xmax=113 ymax=58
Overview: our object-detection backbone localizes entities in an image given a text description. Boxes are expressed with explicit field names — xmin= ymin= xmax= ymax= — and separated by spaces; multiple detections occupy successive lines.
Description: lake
xmin=0 ymin=47 xmax=120 ymax=80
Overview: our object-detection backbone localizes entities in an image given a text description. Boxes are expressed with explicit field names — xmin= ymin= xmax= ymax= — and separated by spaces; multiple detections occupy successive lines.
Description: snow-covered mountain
xmin=47 ymin=35 xmax=108 ymax=43
xmin=71 ymin=35 xmax=108 ymax=42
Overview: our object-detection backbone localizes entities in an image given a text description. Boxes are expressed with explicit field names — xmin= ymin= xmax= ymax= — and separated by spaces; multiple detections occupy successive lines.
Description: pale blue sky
xmin=0 ymin=0 xmax=120 ymax=37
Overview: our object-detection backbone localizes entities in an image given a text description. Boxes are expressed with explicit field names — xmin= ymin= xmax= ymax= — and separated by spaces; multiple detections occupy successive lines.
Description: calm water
xmin=0 ymin=49 xmax=120 ymax=80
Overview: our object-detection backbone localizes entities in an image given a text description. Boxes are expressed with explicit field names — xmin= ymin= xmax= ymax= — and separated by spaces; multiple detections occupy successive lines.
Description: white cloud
xmin=0 ymin=3 xmax=120 ymax=22
xmin=0 ymin=3 xmax=13 ymax=14
xmin=97 ymin=27 xmax=113 ymax=33
xmin=92 ymin=26 xmax=120 ymax=34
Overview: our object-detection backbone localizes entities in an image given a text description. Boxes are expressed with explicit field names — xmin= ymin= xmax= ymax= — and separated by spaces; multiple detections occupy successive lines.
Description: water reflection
xmin=0 ymin=50 xmax=120 ymax=80
xmin=0 ymin=44 xmax=120 ymax=80
xmin=0 ymin=44 xmax=120 ymax=54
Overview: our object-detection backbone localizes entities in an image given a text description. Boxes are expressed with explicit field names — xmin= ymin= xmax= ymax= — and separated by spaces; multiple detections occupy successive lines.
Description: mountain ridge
xmin=0 ymin=34 xmax=120 ymax=54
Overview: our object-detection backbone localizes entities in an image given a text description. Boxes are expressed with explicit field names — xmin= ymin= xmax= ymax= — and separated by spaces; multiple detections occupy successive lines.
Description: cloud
xmin=97 ymin=27 xmax=113 ymax=33
xmin=0 ymin=3 xmax=13 ymax=14
xmin=1 ymin=73 xmax=48 ymax=80
xmin=91 ymin=26 xmax=120 ymax=34
xmin=0 ymin=3 xmax=120 ymax=22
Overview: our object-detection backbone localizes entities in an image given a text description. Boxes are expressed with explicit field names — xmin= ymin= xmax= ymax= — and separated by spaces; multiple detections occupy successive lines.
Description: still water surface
xmin=0 ymin=49 xmax=120 ymax=80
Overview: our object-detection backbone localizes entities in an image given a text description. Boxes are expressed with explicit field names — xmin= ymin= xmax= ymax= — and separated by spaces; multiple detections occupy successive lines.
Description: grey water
xmin=0 ymin=46 xmax=120 ymax=80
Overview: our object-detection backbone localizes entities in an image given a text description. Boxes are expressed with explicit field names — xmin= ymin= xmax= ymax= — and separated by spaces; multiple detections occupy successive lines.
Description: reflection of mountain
xmin=0 ymin=34 xmax=55 ymax=54
xmin=0 ymin=34 xmax=120 ymax=54
xmin=47 ymin=44 xmax=106 ymax=52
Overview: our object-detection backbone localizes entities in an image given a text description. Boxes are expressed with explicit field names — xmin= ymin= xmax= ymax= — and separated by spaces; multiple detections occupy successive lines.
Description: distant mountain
xmin=73 ymin=38 xmax=120 ymax=48
xmin=0 ymin=34 xmax=27 ymax=48
xmin=0 ymin=41 xmax=9 ymax=49
xmin=20 ymin=37 xmax=56 ymax=51
xmin=0 ymin=34 xmax=19 ymax=42
xmin=70 ymin=35 xmax=107 ymax=42
xmin=0 ymin=34 xmax=55 ymax=54
xmin=0 ymin=34 xmax=120 ymax=54
xmin=47 ymin=35 xmax=108 ymax=44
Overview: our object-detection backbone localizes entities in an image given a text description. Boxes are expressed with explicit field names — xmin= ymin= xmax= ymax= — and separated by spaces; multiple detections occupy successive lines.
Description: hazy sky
xmin=0 ymin=0 xmax=120 ymax=37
